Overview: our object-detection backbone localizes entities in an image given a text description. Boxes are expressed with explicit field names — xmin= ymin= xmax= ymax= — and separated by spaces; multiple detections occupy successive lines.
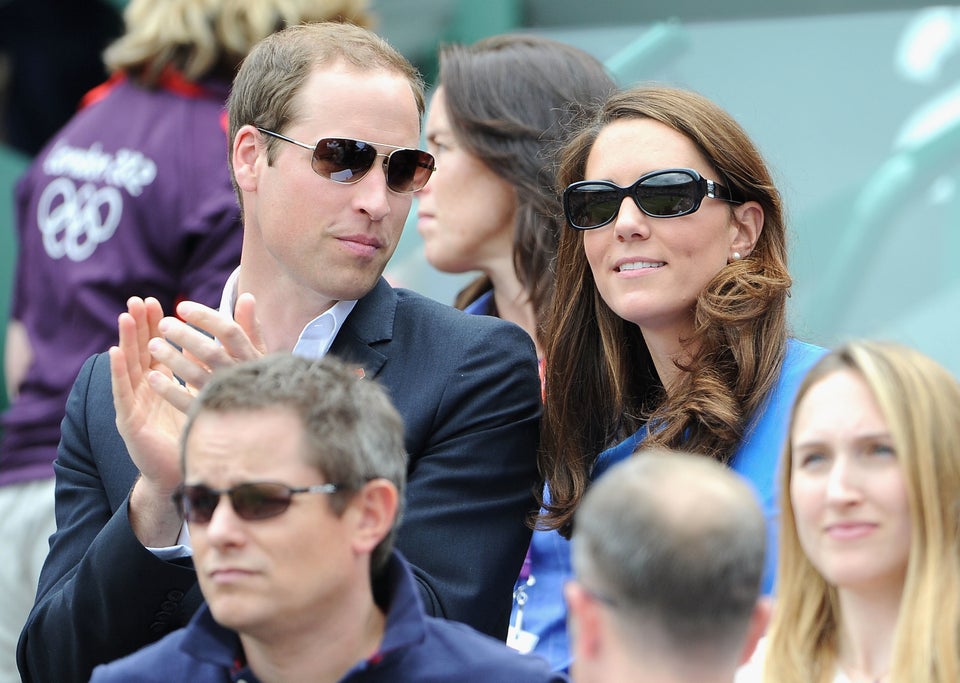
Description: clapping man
xmin=19 ymin=22 xmax=541 ymax=683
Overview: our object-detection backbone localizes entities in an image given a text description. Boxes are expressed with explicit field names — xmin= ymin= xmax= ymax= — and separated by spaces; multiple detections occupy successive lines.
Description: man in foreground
xmin=90 ymin=353 xmax=562 ymax=682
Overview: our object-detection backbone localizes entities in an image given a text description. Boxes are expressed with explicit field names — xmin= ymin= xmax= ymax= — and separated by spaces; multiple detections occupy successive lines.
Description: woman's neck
xmin=640 ymin=326 xmax=696 ymax=396
xmin=485 ymin=261 xmax=542 ymax=358
xmin=835 ymin=582 xmax=903 ymax=682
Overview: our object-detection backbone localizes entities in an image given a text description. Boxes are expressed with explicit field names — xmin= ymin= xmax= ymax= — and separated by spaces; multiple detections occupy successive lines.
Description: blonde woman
xmin=738 ymin=341 xmax=960 ymax=682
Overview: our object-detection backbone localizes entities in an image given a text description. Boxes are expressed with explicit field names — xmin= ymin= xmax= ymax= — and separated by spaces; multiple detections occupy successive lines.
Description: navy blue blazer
xmin=18 ymin=278 xmax=542 ymax=683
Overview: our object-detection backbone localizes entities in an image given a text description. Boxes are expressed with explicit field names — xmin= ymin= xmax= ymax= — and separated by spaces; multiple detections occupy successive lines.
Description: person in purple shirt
xmin=0 ymin=1 xmax=373 ymax=680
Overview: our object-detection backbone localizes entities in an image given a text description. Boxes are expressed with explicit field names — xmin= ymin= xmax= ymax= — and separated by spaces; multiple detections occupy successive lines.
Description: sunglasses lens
xmin=179 ymin=485 xmax=220 ymax=524
xmin=565 ymin=171 xmax=707 ymax=228
xmin=311 ymin=138 xmax=378 ymax=183
xmin=385 ymin=149 xmax=436 ymax=193
xmin=565 ymin=184 xmax=623 ymax=229
xmin=177 ymin=483 xmax=294 ymax=523
xmin=312 ymin=139 xmax=434 ymax=193
xmin=231 ymin=483 xmax=292 ymax=521
xmin=636 ymin=171 xmax=699 ymax=217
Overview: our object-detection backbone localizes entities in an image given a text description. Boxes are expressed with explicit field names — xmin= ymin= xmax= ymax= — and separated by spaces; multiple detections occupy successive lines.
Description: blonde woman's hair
xmin=104 ymin=0 xmax=373 ymax=85
xmin=765 ymin=340 xmax=960 ymax=682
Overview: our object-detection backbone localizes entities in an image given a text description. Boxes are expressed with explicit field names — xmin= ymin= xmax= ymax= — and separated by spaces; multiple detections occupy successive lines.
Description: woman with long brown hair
xmin=520 ymin=84 xmax=823 ymax=671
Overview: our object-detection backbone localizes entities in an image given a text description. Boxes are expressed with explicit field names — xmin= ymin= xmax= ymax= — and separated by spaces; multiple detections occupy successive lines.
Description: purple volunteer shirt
xmin=0 ymin=75 xmax=242 ymax=485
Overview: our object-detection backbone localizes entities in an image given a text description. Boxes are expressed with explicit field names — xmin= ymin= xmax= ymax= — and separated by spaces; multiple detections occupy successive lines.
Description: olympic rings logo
xmin=37 ymin=178 xmax=123 ymax=262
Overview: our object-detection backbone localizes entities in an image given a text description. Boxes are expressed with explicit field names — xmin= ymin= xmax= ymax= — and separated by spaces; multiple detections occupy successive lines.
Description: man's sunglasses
xmin=173 ymin=481 xmax=341 ymax=524
xmin=563 ymin=168 xmax=741 ymax=230
xmin=257 ymin=128 xmax=436 ymax=194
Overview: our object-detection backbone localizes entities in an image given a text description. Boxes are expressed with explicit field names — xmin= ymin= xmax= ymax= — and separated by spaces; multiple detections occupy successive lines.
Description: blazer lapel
xmin=328 ymin=277 xmax=396 ymax=380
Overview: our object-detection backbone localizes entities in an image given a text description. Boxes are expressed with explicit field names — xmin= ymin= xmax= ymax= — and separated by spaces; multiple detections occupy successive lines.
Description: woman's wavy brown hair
xmin=539 ymin=85 xmax=791 ymax=534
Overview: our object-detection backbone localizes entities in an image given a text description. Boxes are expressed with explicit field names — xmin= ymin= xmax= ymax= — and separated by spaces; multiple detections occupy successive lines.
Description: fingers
xmin=143 ymin=297 xmax=164 ymax=339
xmin=114 ymin=298 xmax=211 ymax=429
xmin=146 ymin=369 xmax=196 ymax=414
xmin=142 ymin=298 xmax=264 ymax=400
xmin=120 ymin=297 xmax=168 ymax=378
xmin=174 ymin=300 xmax=262 ymax=364
xmin=109 ymin=345 xmax=134 ymax=427
xmin=147 ymin=335 xmax=212 ymax=392
xmin=129 ymin=297 xmax=152 ymax=368
xmin=116 ymin=312 xmax=141 ymax=383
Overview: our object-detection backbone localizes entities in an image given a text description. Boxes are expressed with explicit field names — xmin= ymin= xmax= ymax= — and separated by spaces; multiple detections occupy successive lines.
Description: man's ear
xmin=729 ymin=200 xmax=763 ymax=259
xmin=232 ymin=125 xmax=262 ymax=193
xmin=738 ymin=596 xmax=772 ymax=666
xmin=564 ymin=581 xmax=603 ymax=661
xmin=349 ymin=479 xmax=398 ymax=555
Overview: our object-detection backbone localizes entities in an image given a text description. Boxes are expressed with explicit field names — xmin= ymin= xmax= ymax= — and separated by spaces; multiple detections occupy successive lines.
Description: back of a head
xmin=571 ymin=450 xmax=766 ymax=669
xmin=104 ymin=0 xmax=375 ymax=85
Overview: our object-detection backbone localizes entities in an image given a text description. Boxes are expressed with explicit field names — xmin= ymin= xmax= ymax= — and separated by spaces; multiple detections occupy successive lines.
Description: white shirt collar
xmin=218 ymin=267 xmax=357 ymax=360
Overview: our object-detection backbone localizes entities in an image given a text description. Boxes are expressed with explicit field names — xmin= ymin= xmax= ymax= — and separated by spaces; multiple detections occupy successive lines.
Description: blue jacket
xmin=90 ymin=551 xmax=565 ymax=683
xmin=510 ymin=338 xmax=826 ymax=671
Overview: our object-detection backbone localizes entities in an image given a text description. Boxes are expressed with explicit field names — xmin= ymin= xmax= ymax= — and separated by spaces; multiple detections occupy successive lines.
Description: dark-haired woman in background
xmin=415 ymin=36 xmax=617 ymax=669
xmin=416 ymin=34 xmax=616 ymax=359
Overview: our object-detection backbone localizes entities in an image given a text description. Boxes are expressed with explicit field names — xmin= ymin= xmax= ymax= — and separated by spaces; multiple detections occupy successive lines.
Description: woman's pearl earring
xmin=731 ymin=251 xmax=742 ymax=261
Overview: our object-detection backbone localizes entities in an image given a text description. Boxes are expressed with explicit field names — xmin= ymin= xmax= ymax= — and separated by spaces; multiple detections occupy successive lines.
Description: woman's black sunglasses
xmin=173 ymin=481 xmax=341 ymax=524
xmin=257 ymin=128 xmax=436 ymax=194
xmin=563 ymin=168 xmax=741 ymax=230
